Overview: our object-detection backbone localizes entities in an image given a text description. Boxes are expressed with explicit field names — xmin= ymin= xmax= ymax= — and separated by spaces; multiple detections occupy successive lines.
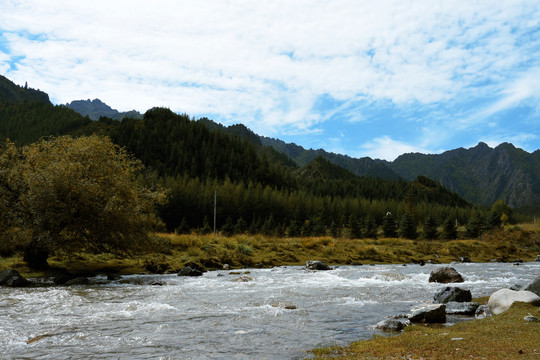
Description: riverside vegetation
xmin=1 ymin=224 xmax=538 ymax=278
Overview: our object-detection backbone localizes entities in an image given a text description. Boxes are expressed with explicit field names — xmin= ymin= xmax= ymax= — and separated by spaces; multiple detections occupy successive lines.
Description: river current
xmin=1 ymin=262 xmax=539 ymax=359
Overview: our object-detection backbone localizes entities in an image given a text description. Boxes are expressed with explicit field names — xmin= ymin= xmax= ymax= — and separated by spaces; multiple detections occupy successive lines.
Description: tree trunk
xmin=23 ymin=244 xmax=49 ymax=270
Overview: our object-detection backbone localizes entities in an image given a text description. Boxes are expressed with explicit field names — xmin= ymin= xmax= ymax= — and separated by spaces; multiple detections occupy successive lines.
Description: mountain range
xmin=1 ymin=74 xmax=538 ymax=213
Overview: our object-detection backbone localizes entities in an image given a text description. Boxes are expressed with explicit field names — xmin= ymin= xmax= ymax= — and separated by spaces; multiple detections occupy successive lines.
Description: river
xmin=1 ymin=262 xmax=539 ymax=359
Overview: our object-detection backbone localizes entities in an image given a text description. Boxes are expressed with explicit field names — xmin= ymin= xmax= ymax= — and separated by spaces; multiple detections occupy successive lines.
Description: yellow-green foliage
xmin=311 ymin=302 xmax=540 ymax=360
xmin=2 ymin=225 xmax=538 ymax=278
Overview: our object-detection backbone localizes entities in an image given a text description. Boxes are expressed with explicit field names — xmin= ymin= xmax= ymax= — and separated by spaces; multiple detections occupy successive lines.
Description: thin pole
xmin=213 ymin=190 xmax=217 ymax=237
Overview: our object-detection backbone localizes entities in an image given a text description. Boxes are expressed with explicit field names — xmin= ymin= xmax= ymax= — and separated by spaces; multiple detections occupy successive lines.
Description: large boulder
xmin=445 ymin=302 xmax=479 ymax=315
xmin=306 ymin=261 xmax=332 ymax=271
xmin=408 ymin=304 xmax=446 ymax=323
xmin=433 ymin=286 xmax=472 ymax=303
xmin=428 ymin=267 xmax=464 ymax=283
xmin=524 ymin=276 xmax=540 ymax=297
xmin=487 ymin=289 xmax=540 ymax=315
xmin=0 ymin=269 xmax=30 ymax=287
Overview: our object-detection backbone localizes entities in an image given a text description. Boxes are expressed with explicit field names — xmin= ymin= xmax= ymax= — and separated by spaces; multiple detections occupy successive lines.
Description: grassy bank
xmin=0 ymin=225 xmax=538 ymax=277
xmin=310 ymin=300 xmax=540 ymax=359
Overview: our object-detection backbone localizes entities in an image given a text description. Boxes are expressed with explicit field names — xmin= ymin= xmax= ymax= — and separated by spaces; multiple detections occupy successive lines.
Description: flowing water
xmin=1 ymin=262 xmax=539 ymax=359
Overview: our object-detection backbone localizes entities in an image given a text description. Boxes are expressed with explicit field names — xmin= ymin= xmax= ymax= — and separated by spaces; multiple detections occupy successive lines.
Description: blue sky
xmin=1 ymin=1 xmax=539 ymax=160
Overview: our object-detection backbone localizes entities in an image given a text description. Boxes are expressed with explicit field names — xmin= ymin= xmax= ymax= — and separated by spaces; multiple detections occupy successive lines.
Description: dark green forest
xmin=0 ymin=75 xmax=504 ymax=240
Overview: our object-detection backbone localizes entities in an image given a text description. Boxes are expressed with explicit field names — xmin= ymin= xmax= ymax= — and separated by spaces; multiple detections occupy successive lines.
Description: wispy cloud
xmin=1 ymin=1 xmax=539 ymax=159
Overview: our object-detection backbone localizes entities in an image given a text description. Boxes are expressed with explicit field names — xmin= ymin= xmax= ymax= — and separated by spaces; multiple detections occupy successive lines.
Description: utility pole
xmin=213 ymin=190 xmax=217 ymax=237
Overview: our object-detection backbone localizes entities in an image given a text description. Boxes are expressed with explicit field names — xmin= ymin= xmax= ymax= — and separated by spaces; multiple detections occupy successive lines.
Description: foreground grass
xmin=1 ymin=225 xmax=538 ymax=278
xmin=311 ymin=301 xmax=540 ymax=360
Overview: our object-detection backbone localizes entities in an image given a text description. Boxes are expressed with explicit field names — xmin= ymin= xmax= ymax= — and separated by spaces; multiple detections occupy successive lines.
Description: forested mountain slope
xmin=387 ymin=143 xmax=540 ymax=211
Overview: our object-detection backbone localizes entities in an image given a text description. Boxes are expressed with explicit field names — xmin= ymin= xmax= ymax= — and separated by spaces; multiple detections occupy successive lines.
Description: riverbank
xmin=310 ymin=299 xmax=540 ymax=359
xmin=0 ymin=225 xmax=538 ymax=278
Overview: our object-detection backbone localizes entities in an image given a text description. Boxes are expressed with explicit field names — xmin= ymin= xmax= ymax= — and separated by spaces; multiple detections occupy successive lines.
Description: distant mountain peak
xmin=65 ymin=98 xmax=142 ymax=120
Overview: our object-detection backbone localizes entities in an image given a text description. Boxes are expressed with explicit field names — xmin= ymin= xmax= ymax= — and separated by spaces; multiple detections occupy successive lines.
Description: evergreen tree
xmin=441 ymin=217 xmax=458 ymax=240
xmin=176 ymin=217 xmax=191 ymax=234
xmin=466 ymin=212 xmax=485 ymax=238
xmin=382 ymin=212 xmax=398 ymax=238
xmin=399 ymin=212 xmax=418 ymax=239
xmin=200 ymin=216 xmax=212 ymax=235
xmin=261 ymin=215 xmax=276 ymax=236
xmin=221 ymin=216 xmax=235 ymax=237
xmin=347 ymin=214 xmax=362 ymax=239
xmin=234 ymin=217 xmax=248 ymax=234
xmin=362 ymin=214 xmax=378 ymax=238
xmin=422 ymin=215 xmax=438 ymax=240
xmin=486 ymin=211 xmax=502 ymax=231
xmin=287 ymin=219 xmax=300 ymax=237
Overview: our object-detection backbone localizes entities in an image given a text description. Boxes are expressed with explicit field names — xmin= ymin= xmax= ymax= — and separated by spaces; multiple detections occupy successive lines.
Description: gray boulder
xmin=177 ymin=266 xmax=203 ymax=277
xmin=445 ymin=301 xmax=479 ymax=315
xmin=524 ymin=276 xmax=540 ymax=297
xmin=428 ymin=267 xmax=464 ymax=283
xmin=534 ymin=255 xmax=540 ymax=262
xmin=408 ymin=304 xmax=446 ymax=323
xmin=306 ymin=261 xmax=332 ymax=271
xmin=487 ymin=288 xmax=540 ymax=315
xmin=433 ymin=286 xmax=472 ymax=303
xmin=375 ymin=318 xmax=409 ymax=332
xmin=0 ymin=269 xmax=30 ymax=287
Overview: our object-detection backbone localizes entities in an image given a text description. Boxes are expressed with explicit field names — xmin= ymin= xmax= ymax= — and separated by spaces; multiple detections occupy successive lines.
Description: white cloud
xmin=359 ymin=136 xmax=431 ymax=161
xmin=0 ymin=0 xmax=539 ymax=142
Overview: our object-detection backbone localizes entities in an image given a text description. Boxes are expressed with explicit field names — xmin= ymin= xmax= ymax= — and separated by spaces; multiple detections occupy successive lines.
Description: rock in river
xmin=428 ymin=267 xmax=464 ymax=283
xmin=408 ymin=304 xmax=446 ymax=323
xmin=177 ymin=267 xmax=203 ymax=277
xmin=433 ymin=286 xmax=472 ymax=303
xmin=0 ymin=269 xmax=29 ymax=287
xmin=524 ymin=275 xmax=540 ymax=297
xmin=306 ymin=261 xmax=332 ymax=271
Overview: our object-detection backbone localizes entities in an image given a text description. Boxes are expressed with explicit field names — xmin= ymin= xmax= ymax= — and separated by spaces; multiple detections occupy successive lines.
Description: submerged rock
xmin=65 ymin=277 xmax=90 ymax=286
xmin=232 ymin=275 xmax=253 ymax=282
xmin=177 ymin=267 xmax=203 ymax=277
xmin=428 ymin=267 xmax=464 ymax=283
xmin=487 ymin=289 xmax=540 ymax=315
xmin=433 ymin=286 xmax=472 ymax=303
xmin=306 ymin=261 xmax=332 ymax=271
xmin=0 ymin=269 xmax=29 ymax=287
xmin=408 ymin=304 xmax=446 ymax=323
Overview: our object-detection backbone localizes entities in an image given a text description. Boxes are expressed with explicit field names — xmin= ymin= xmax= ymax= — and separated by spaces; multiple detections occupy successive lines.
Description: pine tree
xmin=441 ymin=217 xmax=457 ymax=240
xmin=422 ymin=215 xmax=438 ymax=240
xmin=382 ymin=212 xmax=398 ymax=238
xmin=362 ymin=214 xmax=378 ymax=238
xmin=400 ymin=212 xmax=418 ymax=239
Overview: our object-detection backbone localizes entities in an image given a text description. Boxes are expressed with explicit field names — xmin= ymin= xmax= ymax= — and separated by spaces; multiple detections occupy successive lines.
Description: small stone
xmin=524 ymin=315 xmax=539 ymax=322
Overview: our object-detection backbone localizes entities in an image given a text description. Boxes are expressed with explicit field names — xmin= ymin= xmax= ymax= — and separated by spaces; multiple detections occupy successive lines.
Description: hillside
xmin=1 ymin=74 xmax=536 ymax=217
xmin=61 ymin=95 xmax=540 ymax=213
xmin=65 ymin=98 xmax=142 ymax=120
xmin=388 ymin=143 xmax=540 ymax=211
xmin=0 ymin=75 xmax=91 ymax=145
xmin=0 ymin=75 xmax=50 ymax=104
